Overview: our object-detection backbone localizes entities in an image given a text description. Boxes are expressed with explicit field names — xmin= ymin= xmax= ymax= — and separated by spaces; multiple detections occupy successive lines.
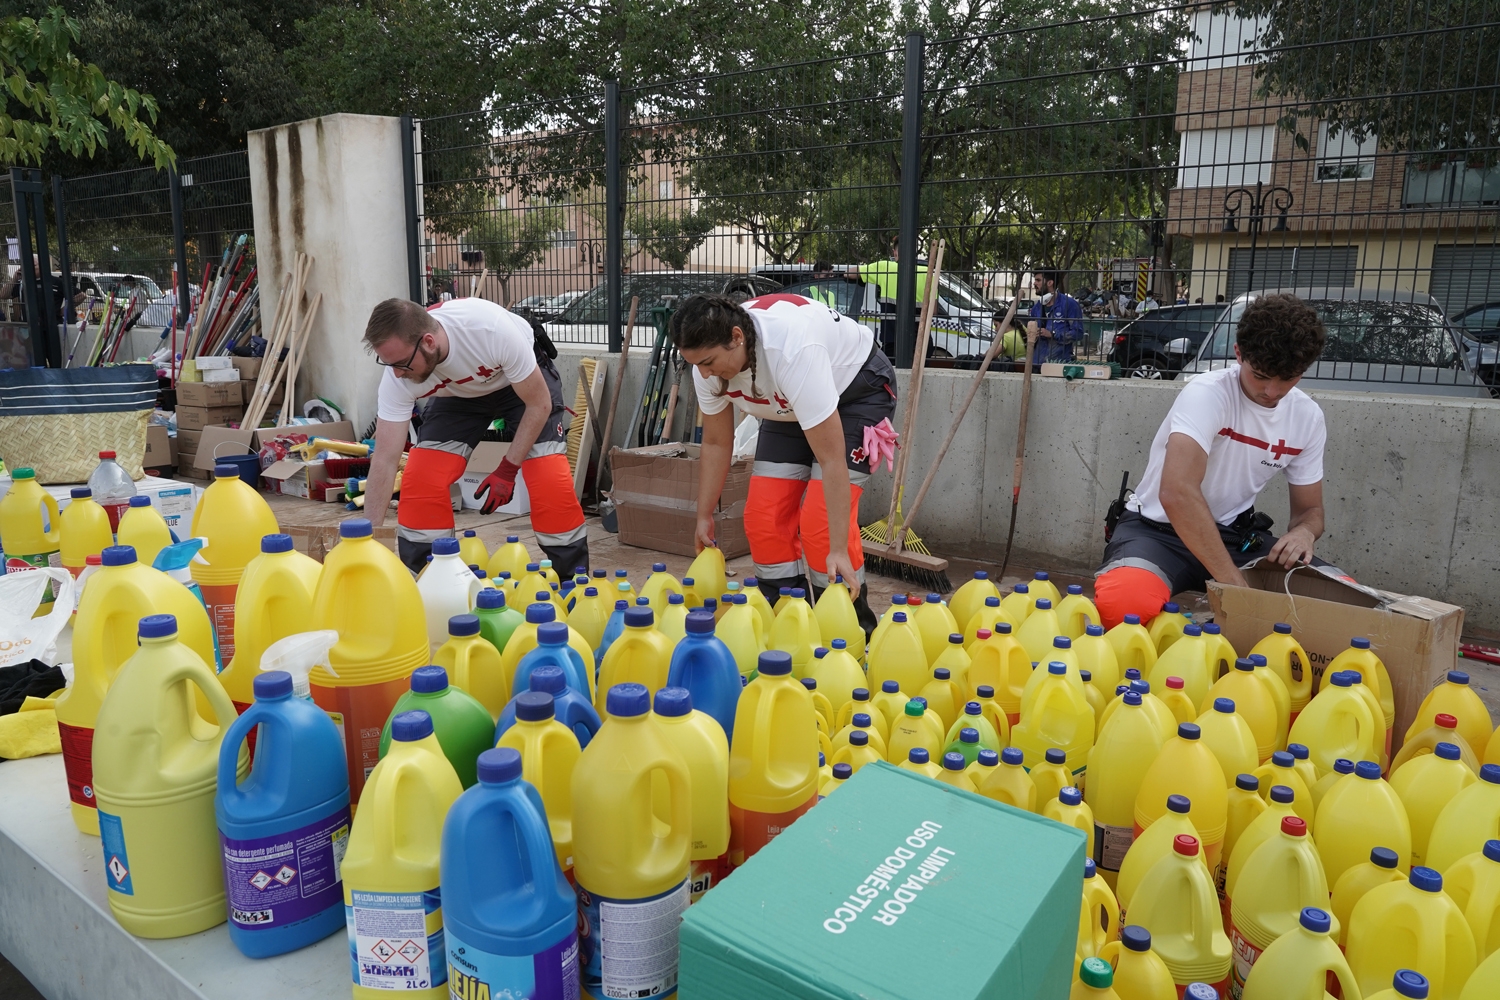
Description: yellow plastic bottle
xmin=1001 ymin=582 xmax=1036 ymax=624
xmin=1331 ymin=847 xmax=1405 ymax=947
xmin=1078 ymin=858 xmax=1121 ymax=963
xmin=1128 ymin=833 xmax=1232 ymax=994
xmin=502 ymin=600 xmax=594 ymax=691
xmin=189 ymin=464 xmax=279 ymax=664
xmin=1330 ymin=638 xmax=1398 ymax=759
xmin=1106 ymin=615 xmax=1158 ymax=680
xmin=308 ymin=518 xmax=429 ymax=803
xmin=1117 ymin=795 xmax=1213 ymax=915
xmin=1028 ymin=570 xmax=1062 ymax=606
xmin=1249 ymin=624 xmax=1314 ymax=723
xmin=967 ymin=623 xmax=1031 ymax=725
xmin=887 ymin=699 xmax=942 ymax=765
xmin=683 ymin=543 xmax=724 ymax=605
xmin=456 ymin=528 xmax=488 ymax=570
xmin=1224 ymin=784 xmax=1300 ymax=910
xmin=58 ymin=544 xmax=216 ymax=835
xmin=1393 ymin=742 xmax=1479 ymax=867
xmin=1076 ymin=624 xmax=1122 ymax=699
xmin=343 ymin=710 xmax=461 ymax=998
xmin=1251 ymin=751 xmax=1315 ymax=824
xmin=1017 ymin=597 xmax=1065 ymax=665
xmin=979 ymin=746 xmax=1038 ymax=811
xmin=92 ymin=613 xmax=243 ymax=938
xmin=1159 ymin=676 xmax=1199 ymax=727
xmin=802 ymin=677 xmax=835 ymax=736
xmin=1314 ymin=760 xmax=1413 ymax=886
xmin=834 ymin=688 xmax=889 ymax=743
xmin=740 ymin=576 xmax=775 ymax=632
xmin=0 ymin=467 xmax=60 ymax=609
xmin=485 ymin=534 xmax=531 ymax=582
xmin=1088 ymin=691 xmax=1171 ymax=887
xmin=1013 ymin=661 xmax=1095 ymax=780
xmin=1409 ymin=671 xmax=1494 ymax=763
xmin=1462 ymin=950 xmax=1500 ymax=1000
xmin=1197 ymin=699 xmax=1259 ymax=789
xmin=116 ymin=495 xmax=173 ymax=570
xmin=821 ymin=761 xmax=853 ymax=797
xmin=1021 ymin=636 xmax=1086 ymax=715
xmin=1082 ymin=679 xmax=1107 ymax=724
xmin=920 ymin=666 xmax=967 ymax=733
xmin=435 ymin=614 xmax=512 ymax=720
xmin=594 ymin=606 xmax=673 ymax=712
xmin=1240 ymin=906 xmax=1359 ymax=1000
xmin=950 ymin=570 xmax=1002 ymax=640
xmin=963 ymin=596 xmax=1016 ymax=648
xmin=972 ymin=684 xmax=1013 ymax=744
xmin=1203 ymin=659 xmax=1279 ymax=764
xmin=1149 ymin=624 xmax=1214 ymax=710
xmin=1344 ymin=668 xmax=1391 ymax=771
xmin=1347 ymin=867 xmax=1477 ymax=1000
xmin=897 ymin=746 xmax=942 ymax=779
xmin=1288 ymin=671 xmax=1379 ymax=778
xmin=832 ymin=709 xmax=888 ymax=759
xmin=716 ymin=592 xmax=766 ymax=678
xmin=652 ymin=687 xmax=730 ymax=901
xmin=1247 ymin=654 xmax=1292 ymax=752
xmin=930 ymin=631 xmax=973 ymax=694
xmin=1426 ymin=764 xmax=1500 ymax=874
xmin=813 ymin=576 xmax=865 ymax=661
xmin=832 ymin=729 xmax=885 ymax=775
xmin=936 ymin=750 xmax=978 ymax=791
xmin=806 ymin=638 xmax=866 ymax=717
xmin=568 ymin=585 xmax=612 ymax=651
xmin=1446 ymin=839 xmax=1500 ymax=961
xmin=495 ymin=690 xmax=581 ymax=871
xmin=1048 ymin=787 xmax=1098 ymax=858
xmin=638 ymin=561 xmax=682 ymax=615
xmin=1135 ymin=723 xmax=1228 ymax=871
xmin=1219 ymin=775 xmax=1269 ymax=914
xmin=1098 ymin=680 xmax=1177 ymax=741
xmin=871 ymin=679 xmax=912 ymax=731
xmin=728 ymin=651 xmax=818 ymax=867
xmin=769 ymin=587 xmax=822 ymax=678
xmin=966 ymin=747 xmax=999 ymax=787
xmin=946 ymin=700 xmax=1004 ymax=751
xmin=59 ymin=487 xmax=114 ymax=578
xmin=1312 ymin=757 xmax=1356 ymax=810
xmin=1147 ymin=602 xmax=1191 ymax=655
xmin=867 ymin=610 xmax=930 ymax=698
xmin=1031 ymin=747 xmax=1075 ymax=809
xmin=1057 ymin=584 xmax=1101 ymax=640
xmin=1228 ymin=815 xmax=1331 ymax=995
xmin=911 ymin=594 xmax=960 ymax=666
xmin=514 ymin=564 xmax=551 ymax=606
xmin=1098 ymin=925 xmax=1177 ymax=1000
xmin=657 ymin=592 xmax=690 ymax=644
xmin=1394 ymin=713 xmax=1482 ymax=775
xmin=1200 ymin=623 xmax=1238 ymax=683
xmin=218 ymin=534 xmax=322 ymax=714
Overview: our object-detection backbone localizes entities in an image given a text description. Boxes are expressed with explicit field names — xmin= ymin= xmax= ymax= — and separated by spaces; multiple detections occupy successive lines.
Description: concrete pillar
xmin=248 ymin=114 xmax=409 ymax=434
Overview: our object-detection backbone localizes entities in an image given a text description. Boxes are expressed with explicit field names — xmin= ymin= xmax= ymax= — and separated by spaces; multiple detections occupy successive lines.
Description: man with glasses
xmin=1093 ymin=293 xmax=1342 ymax=627
xmin=361 ymin=296 xmax=588 ymax=574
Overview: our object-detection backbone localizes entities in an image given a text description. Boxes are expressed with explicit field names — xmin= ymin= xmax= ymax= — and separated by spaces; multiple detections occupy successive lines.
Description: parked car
xmin=1451 ymin=301 xmax=1500 ymax=342
xmin=544 ymin=271 xmax=782 ymax=345
xmin=1109 ymin=304 xmax=1226 ymax=378
xmin=1178 ymin=287 xmax=1493 ymax=398
xmin=775 ymin=269 xmax=1002 ymax=357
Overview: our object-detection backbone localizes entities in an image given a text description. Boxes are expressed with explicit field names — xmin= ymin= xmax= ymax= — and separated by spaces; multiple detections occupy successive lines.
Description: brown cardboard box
xmin=261 ymin=458 xmax=335 ymax=500
xmin=176 ymin=428 xmax=203 ymax=456
xmin=230 ymin=356 xmax=262 ymax=381
xmin=143 ymin=425 xmax=175 ymax=472
xmin=1208 ymin=563 xmax=1464 ymax=755
xmin=177 ymin=380 xmax=242 ymax=408
xmin=178 ymin=404 xmax=245 ymax=432
xmin=192 ymin=420 xmax=358 ymax=473
xmin=610 ymin=443 xmax=751 ymax=558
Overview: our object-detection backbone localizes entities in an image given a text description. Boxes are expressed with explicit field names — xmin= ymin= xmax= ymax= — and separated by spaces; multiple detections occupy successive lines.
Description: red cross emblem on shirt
xmin=1218 ymin=427 xmax=1304 ymax=461
xmin=474 ymin=364 xmax=496 ymax=379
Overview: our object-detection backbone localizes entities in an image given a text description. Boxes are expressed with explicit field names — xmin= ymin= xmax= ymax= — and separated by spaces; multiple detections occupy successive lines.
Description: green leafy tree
xmin=627 ymin=204 xmax=716 ymax=270
xmin=462 ymin=205 xmax=562 ymax=306
xmin=0 ymin=6 xmax=170 ymax=166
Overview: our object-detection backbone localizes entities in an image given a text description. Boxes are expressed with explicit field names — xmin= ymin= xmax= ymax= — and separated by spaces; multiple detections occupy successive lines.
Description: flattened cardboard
xmin=176 ymin=380 xmax=242 ymax=408
xmin=261 ymin=458 xmax=334 ymax=500
xmin=143 ymin=424 xmax=174 ymax=471
xmin=610 ymin=443 xmax=751 ymax=558
xmin=1208 ymin=562 xmax=1464 ymax=752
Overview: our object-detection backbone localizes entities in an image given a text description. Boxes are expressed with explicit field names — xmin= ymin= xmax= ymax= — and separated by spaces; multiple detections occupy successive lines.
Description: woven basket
xmin=0 ymin=365 xmax=156 ymax=483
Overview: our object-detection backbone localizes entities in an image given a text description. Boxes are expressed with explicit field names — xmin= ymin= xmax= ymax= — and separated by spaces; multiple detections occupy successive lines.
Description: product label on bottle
xmin=446 ymin=926 xmax=580 ymax=1000
xmin=728 ymin=796 xmax=817 ymax=868
xmin=222 ymin=805 xmax=350 ymax=929
xmin=1229 ymin=924 xmax=1262 ymax=999
xmin=98 ymin=809 xmax=133 ymax=895
xmin=4 ymin=552 xmax=55 ymax=602
xmin=575 ymin=880 xmax=687 ymax=999
xmin=1093 ymin=822 xmax=1133 ymax=874
xmin=57 ymin=721 xmax=96 ymax=809
xmin=346 ymin=888 xmax=446 ymax=991
xmin=198 ymin=583 xmax=238 ymax=664
xmin=688 ymin=854 xmax=729 ymax=904
xmin=313 ymin=677 xmax=410 ymax=802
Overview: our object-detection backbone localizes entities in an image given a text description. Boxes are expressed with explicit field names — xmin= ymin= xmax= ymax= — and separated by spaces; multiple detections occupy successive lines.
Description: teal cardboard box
xmin=680 ymin=762 xmax=1085 ymax=999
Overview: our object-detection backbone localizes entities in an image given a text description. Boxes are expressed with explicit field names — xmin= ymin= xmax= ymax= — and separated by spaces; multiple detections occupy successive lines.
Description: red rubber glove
xmin=475 ymin=456 xmax=521 ymax=514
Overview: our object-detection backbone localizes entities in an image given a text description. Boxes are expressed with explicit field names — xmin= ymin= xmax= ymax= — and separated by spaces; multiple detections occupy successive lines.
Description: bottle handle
xmin=161 ymin=656 xmax=239 ymax=738
xmin=41 ymin=490 xmax=60 ymax=545
xmin=514 ymin=788 xmax=565 ymax=888
xmin=218 ymin=701 xmax=263 ymax=792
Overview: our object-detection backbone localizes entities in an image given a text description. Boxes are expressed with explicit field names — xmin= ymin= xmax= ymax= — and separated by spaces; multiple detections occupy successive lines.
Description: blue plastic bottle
xmin=515 ymin=622 xmax=593 ymax=702
xmin=595 ymin=599 xmax=629 ymax=671
xmin=665 ymin=610 xmax=741 ymax=743
xmin=215 ymin=670 xmax=351 ymax=958
xmin=442 ymin=748 xmax=581 ymax=998
xmin=496 ymin=665 xmax=602 ymax=749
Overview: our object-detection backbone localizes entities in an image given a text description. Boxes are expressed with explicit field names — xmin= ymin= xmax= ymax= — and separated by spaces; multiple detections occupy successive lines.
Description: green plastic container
xmin=475 ymin=587 xmax=525 ymax=658
xmin=377 ymin=665 xmax=495 ymax=787
xmin=680 ymin=761 xmax=1084 ymax=999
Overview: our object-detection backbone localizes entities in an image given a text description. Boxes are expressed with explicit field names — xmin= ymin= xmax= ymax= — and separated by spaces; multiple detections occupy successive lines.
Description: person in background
xmin=1027 ymin=269 xmax=1085 ymax=364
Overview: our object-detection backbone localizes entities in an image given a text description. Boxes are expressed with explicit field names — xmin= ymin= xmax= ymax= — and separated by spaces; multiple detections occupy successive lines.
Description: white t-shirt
xmin=376 ymin=298 xmax=538 ymax=422
xmin=1132 ymin=364 xmax=1326 ymax=525
xmin=692 ymin=293 xmax=874 ymax=429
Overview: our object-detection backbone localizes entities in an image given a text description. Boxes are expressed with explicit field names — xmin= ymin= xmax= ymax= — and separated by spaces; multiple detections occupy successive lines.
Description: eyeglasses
xmin=376 ymin=338 xmax=423 ymax=371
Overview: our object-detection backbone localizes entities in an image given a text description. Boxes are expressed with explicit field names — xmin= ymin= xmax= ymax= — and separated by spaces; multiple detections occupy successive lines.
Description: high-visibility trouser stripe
xmin=417 ymin=438 xmax=473 ymax=459
xmin=397 ymin=447 xmax=467 ymax=533
xmin=418 ymin=438 xmax=569 ymax=463
xmin=754 ymin=559 xmax=806 ymax=580
xmin=397 ymin=524 xmax=454 ymax=544
xmin=752 ymin=460 xmax=811 ymax=481
xmin=527 ymin=440 xmax=568 ymax=459
xmin=535 ymin=523 xmax=589 ymax=547
xmin=809 ymin=462 xmax=872 ymax=488
xmin=1094 ymin=555 xmax=1172 ymax=589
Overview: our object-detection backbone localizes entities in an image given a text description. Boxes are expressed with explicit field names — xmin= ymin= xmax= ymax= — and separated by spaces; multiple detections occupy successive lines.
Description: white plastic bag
xmin=733 ymin=415 xmax=760 ymax=462
xmin=0 ymin=568 xmax=75 ymax=669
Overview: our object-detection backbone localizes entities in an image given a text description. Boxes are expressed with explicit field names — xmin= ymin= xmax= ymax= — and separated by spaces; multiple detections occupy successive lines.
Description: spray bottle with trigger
xmin=153 ymin=538 xmax=223 ymax=671
xmin=258 ymin=631 xmax=341 ymax=703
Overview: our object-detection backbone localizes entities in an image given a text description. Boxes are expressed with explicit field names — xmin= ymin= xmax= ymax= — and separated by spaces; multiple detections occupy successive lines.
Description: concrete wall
xmin=249 ymin=114 xmax=409 ymax=434
xmin=554 ymin=344 xmax=1500 ymax=628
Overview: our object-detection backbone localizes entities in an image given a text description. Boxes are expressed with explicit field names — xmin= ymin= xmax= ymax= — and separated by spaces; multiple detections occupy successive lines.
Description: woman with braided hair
xmin=674 ymin=292 xmax=896 ymax=631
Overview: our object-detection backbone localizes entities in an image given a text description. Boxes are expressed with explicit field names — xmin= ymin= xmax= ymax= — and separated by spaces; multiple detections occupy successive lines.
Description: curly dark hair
xmin=670 ymin=293 xmax=761 ymax=398
xmin=1235 ymin=294 xmax=1326 ymax=380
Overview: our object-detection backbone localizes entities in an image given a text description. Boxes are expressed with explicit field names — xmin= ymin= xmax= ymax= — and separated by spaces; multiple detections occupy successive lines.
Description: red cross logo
xmin=1269 ymin=438 xmax=1301 ymax=460
xmin=1218 ymin=427 xmax=1302 ymax=461
xmin=474 ymin=364 xmax=496 ymax=379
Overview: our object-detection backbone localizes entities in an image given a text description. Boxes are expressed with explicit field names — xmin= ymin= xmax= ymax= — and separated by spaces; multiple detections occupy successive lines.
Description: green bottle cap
xmin=12 ymin=467 xmax=35 ymax=479
xmin=1078 ymin=956 xmax=1113 ymax=989
xmin=904 ymin=700 xmax=925 ymax=717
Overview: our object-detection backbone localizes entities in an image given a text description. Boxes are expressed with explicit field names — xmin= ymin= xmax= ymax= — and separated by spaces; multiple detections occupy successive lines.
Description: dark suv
xmin=1109 ymin=304 xmax=1226 ymax=378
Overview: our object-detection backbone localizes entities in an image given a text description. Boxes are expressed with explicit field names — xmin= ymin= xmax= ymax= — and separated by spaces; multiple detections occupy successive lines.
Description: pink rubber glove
xmin=862 ymin=418 xmax=899 ymax=473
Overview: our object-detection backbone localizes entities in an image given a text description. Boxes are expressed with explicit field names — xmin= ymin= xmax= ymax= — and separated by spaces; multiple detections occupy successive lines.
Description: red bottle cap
xmin=1435 ymin=713 xmax=1458 ymax=729
xmin=1166 ymin=676 xmax=1185 ymax=690
xmin=1281 ymin=816 xmax=1307 ymax=837
xmin=99 ymin=450 xmax=116 ymax=458
xmin=976 ymin=628 xmax=991 ymax=640
xmin=1173 ymin=834 xmax=1200 ymax=856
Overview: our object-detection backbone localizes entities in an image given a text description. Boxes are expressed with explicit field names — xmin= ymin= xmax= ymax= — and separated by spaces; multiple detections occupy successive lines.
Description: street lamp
xmin=1221 ymin=180 xmax=1293 ymax=297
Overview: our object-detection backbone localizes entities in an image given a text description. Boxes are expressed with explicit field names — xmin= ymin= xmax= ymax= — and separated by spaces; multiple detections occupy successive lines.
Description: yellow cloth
xmin=0 ymin=689 xmax=63 ymax=759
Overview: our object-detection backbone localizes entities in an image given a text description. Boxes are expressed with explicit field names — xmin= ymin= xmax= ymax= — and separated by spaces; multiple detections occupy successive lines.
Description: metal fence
xmin=408 ymin=1 xmax=1500 ymax=395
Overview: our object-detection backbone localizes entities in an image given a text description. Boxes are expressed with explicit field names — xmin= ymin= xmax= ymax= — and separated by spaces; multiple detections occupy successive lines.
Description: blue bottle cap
xmin=1410 ymin=866 xmax=1442 ymax=892
xmin=1349 ymin=636 xmax=1371 ymax=649
xmin=1270 ymin=785 xmax=1294 ymax=803
xmin=1392 ymin=970 xmax=1430 ymax=999
xmin=960 ymin=728 xmax=979 ymax=744
xmin=926 ymin=593 xmax=942 ymax=603
xmin=1080 ymin=670 xmax=1092 ymax=683
xmin=654 ymin=687 xmax=692 ymax=717
xmin=1034 ymin=571 xmax=1049 ymax=581
xmin=1001 ymin=747 xmax=1023 ymax=765
xmin=1272 ymin=751 xmax=1294 ymax=768
xmin=1123 ymin=691 xmax=1142 ymax=705
xmin=1235 ymin=773 xmax=1259 ymax=791
xmin=1060 ymin=786 xmax=1082 ymax=806
xmin=537 ymin=622 xmax=570 ymax=646
xmin=1014 ymin=583 xmax=1029 ymax=594
xmin=1436 ymin=741 xmax=1461 ymax=760
xmin=213 ymin=463 xmax=240 ymax=477
xmin=1299 ymin=907 xmax=1331 ymax=934
xmin=606 ymin=683 xmax=650 ymax=717
xmin=882 ymin=680 xmax=900 ymax=693
xmin=985 ymin=596 xmax=1000 ymax=607
xmin=508 ymin=535 xmax=520 ymax=543
xmin=1121 ymin=925 xmax=1151 ymax=952
xmin=592 ymin=567 xmax=606 ymax=578
xmin=477 ymin=747 xmax=522 ymax=785
xmin=789 ymin=588 xmax=805 ymax=599
xmin=934 ymin=668 xmax=951 ymax=680
xmin=1068 ymin=584 xmax=1083 ymax=595
xmin=801 ymin=678 xmax=818 ymax=691
xmin=526 ymin=603 xmax=557 ymax=624
xmin=1449 ymin=670 xmax=1470 ymax=684
xmin=1345 ymin=671 xmax=1364 ymax=685
xmin=743 ymin=576 xmax=757 ymax=586
xmin=892 ymin=594 xmax=907 ymax=604
xmin=1370 ymin=846 xmax=1399 ymax=868
xmin=1484 ymin=840 xmax=1500 ymax=864
xmin=1234 ymin=658 xmax=1254 ymax=672
xmin=945 ymin=633 xmax=963 ymax=646
xmin=685 ymin=610 xmax=715 ymax=634
xmin=102 ymin=545 xmax=137 ymax=566
xmin=907 ymin=748 xmax=930 ymax=765
xmin=1202 ymin=623 xmax=1221 ymax=634
xmin=515 ymin=691 xmax=555 ymax=721
xmin=1183 ymin=985 xmax=1218 ymax=1000
xmin=668 ymin=593 xmax=685 ymax=605
xmin=411 ymin=666 xmax=449 ymax=693
xmin=528 ymin=665 xmax=567 ymax=695
xmin=1052 ymin=636 xmax=1071 ymax=649
xmin=1035 ymin=598 xmax=1052 ymax=610
xmin=449 ymin=614 xmax=480 ymax=637
xmin=1162 ymin=601 xmax=1179 ymax=613
xmin=1085 ymin=624 xmax=1104 ymax=637
xmin=780 ymin=587 xmax=792 ymax=596
xmin=831 ymin=638 xmax=848 ymax=650
xmin=942 ymin=752 xmax=966 ymax=771
xmin=1124 ymin=614 xmax=1141 ymax=625
xmin=1287 ymin=743 xmax=1309 ymax=760
xmin=853 ymin=687 xmax=870 ymax=701
xmin=651 ymin=562 xmax=666 ymax=572
xmin=1045 ymin=748 xmax=1066 ymax=765
xmin=474 ymin=569 xmax=488 ymax=580
xmin=757 ymin=651 xmax=792 ymax=676
xmin=1355 ymin=761 xmax=1382 ymax=779
xmin=391 ymin=710 xmax=433 ymax=742
xmin=259 ymin=533 xmax=293 ymax=554
xmin=1183 ymin=624 xmax=1202 ymax=636
xmin=1250 ymin=654 xmax=1267 ymax=667
xmin=1273 ymin=622 xmax=1292 ymax=634
xmin=850 ymin=731 xmax=869 ymax=746
xmin=1177 ymin=723 xmax=1201 ymax=740
xmin=853 ymin=713 xmax=872 ymax=727
xmin=977 ymin=749 xmax=999 ymax=766
xmin=977 ymin=685 xmax=995 ymax=698
xmin=475 ymin=589 xmax=507 ymax=610
xmin=1482 ymin=764 xmax=1500 ymax=784
xmin=994 ymin=622 xmax=1012 ymax=634
xmin=624 ymin=607 xmax=654 ymax=628
xmin=1048 ymin=662 xmax=1066 ymax=675
xmin=583 ymin=587 xmax=598 ymax=598
xmin=1334 ymin=758 xmax=1355 ymax=774
xmin=1166 ymin=793 xmax=1190 ymax=813
xmin=963 ymin=701 xmax=982 ymax=716
xmin=974 ymin=570 xmax=989 ymax=580
xmin=432 ymin=537 xmax=459 ymax=556
xmin=832 ymin=763 xmax=853 ymax=780
xmin=614 ymin=600 xmax=629 ymax=611
xmin=138 ymin=613 xmax=177 ymax=638
xmin=612 ymin=568 xmax=627 ymax=578
xmin=635 ymin=596 xmax=649 ymax=606
xmin=1125 ymin=668 xmax=1141 ymax=680
xmin=1214 ymin=698 xmax=1235 ymax=713
xmin=254 ymin=671 xmax=293 ymax=700
xmin=128 ymin=494 xmax=151 ymax=507
xmin=1131 ymin=680 xmax=1151 ymax=695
